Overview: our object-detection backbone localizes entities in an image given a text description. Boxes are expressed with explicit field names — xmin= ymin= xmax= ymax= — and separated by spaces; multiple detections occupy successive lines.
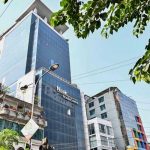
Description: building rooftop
xmin=92 ymin=87 xmax=119 ymax=98
xmin=0 ymin=0 xmax=68 ymax=39
xmin=16 ymin=0 xmax=68 ymax=33
xmin=91 ymin=86 xmax=136 ymax=104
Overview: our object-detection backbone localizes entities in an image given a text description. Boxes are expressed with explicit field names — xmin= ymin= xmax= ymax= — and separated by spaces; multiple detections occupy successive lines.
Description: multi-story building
xmin=0 ymin=94 xmax=46 ymax=150
xmin=86 ymin=87 xmax=150 ymax=150
xmin=0 ymin=0 xmax=86 ymax=149
xmin=88 ymin=117 xmax=115 ymax=150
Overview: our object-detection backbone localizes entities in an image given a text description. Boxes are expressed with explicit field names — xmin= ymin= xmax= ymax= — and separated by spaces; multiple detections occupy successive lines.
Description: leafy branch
xmin=50 ymin=0 xmax=150 ymax=83
xmin=0 ymin=129 xmax=19 ymax=150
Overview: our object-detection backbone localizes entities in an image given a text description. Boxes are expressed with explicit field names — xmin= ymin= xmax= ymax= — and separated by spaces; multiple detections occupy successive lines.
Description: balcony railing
xmin=0 ymin=103 xmax=47 ymax=127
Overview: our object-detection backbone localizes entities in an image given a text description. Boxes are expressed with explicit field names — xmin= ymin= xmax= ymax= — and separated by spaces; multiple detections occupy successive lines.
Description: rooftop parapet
xmin=0 ymin=0 xmax=68 ymax=39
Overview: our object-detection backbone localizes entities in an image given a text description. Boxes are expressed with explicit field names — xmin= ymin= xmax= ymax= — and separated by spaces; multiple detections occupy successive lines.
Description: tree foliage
xmin=1 ymin=0 xmax=8 ymax=4
xmin=0 ymin=83 xmax=9 ymax=97
xmin=50 ymin=0 xmax=150 ymax=83
xmin=0 ymin=129 xmax=19 ymax=150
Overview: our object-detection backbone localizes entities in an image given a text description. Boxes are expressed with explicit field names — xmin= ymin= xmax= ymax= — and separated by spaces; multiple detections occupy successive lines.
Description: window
xmin=101 ymin=112 xmax=107 ymax=119
xmin=99 ymin=124 xmax=106 ymax=134
xmin=135 ymin=116 xmax=141 ymax=123
xmin=90 ymin=109 xmax=95 ymax=116
xmin=135 ymin=116 xmax=139 ymax=122
xmin=91 ymin=148 xmax=98 ymax=150
xmin=106 ymin=126 xmax=112 ymax=135
xmin=89 ymin=102 xmax=94 ymax=108
xmin=100 ymin=104 xmax=106 ymax=111
xmin=88 ymin=123 xmax=95 ymax=135
xmin=33 ymin=129 xmax=44 ymax=140
xmin=108 ymin=138 xmax=115 ymax=147
xmin=89 ymin=135 xmax=97 ymax=148
xmin=137 ymin=124 xmax=142 ymax=131
xmin=133 ymin=130 xmax=138 ymax=138
xmin=100 ymin=136 xmax=108 ymax=146
xmin=98 ymin=96 xmax=104 ymax=103
xmin=0 ymin=119 xmax=4 ymax=130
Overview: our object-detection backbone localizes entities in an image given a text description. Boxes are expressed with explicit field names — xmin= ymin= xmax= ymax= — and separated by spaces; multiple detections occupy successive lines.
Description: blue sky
xmin=0 ymin=0 xmax=150 ymax=141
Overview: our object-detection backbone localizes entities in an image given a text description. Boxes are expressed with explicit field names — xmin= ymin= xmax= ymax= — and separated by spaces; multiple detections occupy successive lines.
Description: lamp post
xmin=21 ymin=63 xmax=59 ymax=119
xmin=31 ymin=64 xmax=59 ymax=119
xmin=20 ymin=64 xmax=59 ymax=150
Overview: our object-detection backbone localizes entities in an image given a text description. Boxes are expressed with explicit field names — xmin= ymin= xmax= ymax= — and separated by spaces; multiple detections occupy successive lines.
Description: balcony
xmin=0 ymin=107 xmax=9 ymax=115
xmin=0 ymin=95 xmax=47 ymax=128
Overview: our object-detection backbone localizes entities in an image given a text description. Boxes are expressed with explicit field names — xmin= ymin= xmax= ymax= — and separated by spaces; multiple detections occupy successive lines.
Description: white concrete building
xmin=88 ymin=117 xmax=115 ymax=150
xmin=86 ymin=87 xmax=149 ymax=150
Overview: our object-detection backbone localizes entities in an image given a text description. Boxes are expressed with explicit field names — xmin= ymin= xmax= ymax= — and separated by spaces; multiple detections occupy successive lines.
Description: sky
xmin=0 ymin=0 xmax=150 ymax=141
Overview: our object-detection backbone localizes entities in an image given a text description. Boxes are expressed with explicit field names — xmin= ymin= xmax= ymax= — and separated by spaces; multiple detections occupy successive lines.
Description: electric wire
xmin=73 ymin=61 xmax=136 ymax=81
xmin=78 ymin=79 xmax=130 ymax=85
xmin=72 ymin=56 xmax=140 ymax=78
xmin=0 ymin=0 xmax=14 ymax=18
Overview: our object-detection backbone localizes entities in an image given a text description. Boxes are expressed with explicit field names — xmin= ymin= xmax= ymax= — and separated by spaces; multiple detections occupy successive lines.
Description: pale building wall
xmin=81 ymin=92 xmax=91 ymax=150
xmin=103 ymin=91 xmax=125 ymax=150
xmin=86 ymin=91 xmax=126 ymax=150
xmin=88 ymin=117 xmax=115 ymax=150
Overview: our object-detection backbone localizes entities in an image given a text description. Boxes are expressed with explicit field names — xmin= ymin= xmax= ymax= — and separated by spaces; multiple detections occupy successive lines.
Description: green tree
xmin=50 ymin=0 xmax=150 ymax=83
xmin=0 ymin=83 xmax=10 ymax=97
xmin=2 ymin=0 xmax=150 ymax=83
xmin=0 ymin=129 xmax=19 ymax=150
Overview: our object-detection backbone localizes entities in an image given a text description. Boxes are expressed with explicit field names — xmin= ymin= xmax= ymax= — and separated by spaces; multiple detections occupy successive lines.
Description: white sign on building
xmin=21 ymin=119 xmax=39 ymax=140
xmin=16 ymin=70 xmax=35 ymax=104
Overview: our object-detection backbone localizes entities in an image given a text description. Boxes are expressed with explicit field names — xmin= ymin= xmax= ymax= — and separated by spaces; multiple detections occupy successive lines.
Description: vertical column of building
xmin=25 ymin=13 xmax=39 ymax=73
xmin=0 ymin=37 xmax=4 ymax=58
xmin=94 ymin=120 xmax=101 ymax=149
xmin=81 ymin=93 xmax=90 ymax=150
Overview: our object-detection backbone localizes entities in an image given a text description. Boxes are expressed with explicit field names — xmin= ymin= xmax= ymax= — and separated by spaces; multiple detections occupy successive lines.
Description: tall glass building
xmin=0 ymin=0 xmax=86 ymax=149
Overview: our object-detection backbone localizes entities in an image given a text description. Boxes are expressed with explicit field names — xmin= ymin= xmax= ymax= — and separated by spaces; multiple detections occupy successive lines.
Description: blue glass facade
xmin=36 ymin=69 xmax=85 ymax=150
xmin=36 ymin=20 xmax=71 ymax=81
xmin=0 ymin=11 xmax=85 ymax=150
xmin=0 ymin=14 xmax=32 ymax=88
xmin=0 ymin=12 xmax=71 ymax=90
xmin=118 ymin=91 xmax=148 ymax=149
xmin=118 ymin=91 xmax=139 ymax=147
